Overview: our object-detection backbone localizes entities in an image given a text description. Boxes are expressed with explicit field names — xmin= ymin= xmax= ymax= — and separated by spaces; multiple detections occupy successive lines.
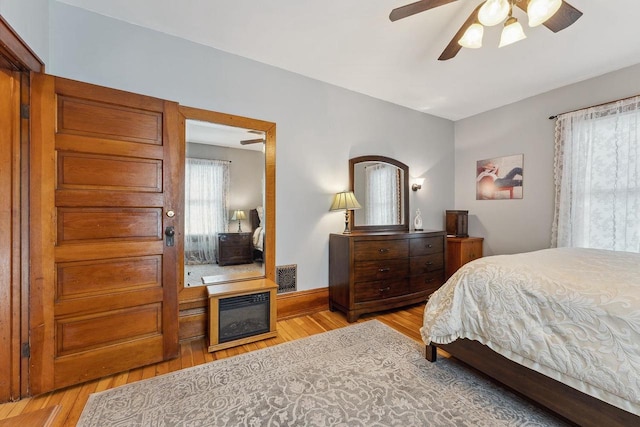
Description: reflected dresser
xmin=329 ymin=230 xmax=446 ymax=322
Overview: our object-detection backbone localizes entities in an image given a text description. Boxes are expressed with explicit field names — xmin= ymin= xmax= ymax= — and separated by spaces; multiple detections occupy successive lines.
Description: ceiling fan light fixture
xmin=478 ymin=0 xmax=511 ymax=27
xmin=458 ymin=23 xmax=484 ymax=49
xmin=528 ymin=0 xmax=562 ymax=27
xmin=499 ymin=16 xmax=527 ymax=48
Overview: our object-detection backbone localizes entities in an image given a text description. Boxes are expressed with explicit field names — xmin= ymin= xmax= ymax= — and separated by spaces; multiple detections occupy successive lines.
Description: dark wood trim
xmin=429 ymin=339 xmax=639 ymax=426
xmin=277 ymin=288 xmax=329 ymax=320
xmin=0 ymin=15 xmax=44 ymax=72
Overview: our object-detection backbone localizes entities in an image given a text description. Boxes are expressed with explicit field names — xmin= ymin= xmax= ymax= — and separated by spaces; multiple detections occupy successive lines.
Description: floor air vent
xmin=276 ymin=264 xmax=297 ymax=294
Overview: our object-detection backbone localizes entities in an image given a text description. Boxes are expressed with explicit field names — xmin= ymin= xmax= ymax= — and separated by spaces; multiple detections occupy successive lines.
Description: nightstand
xmin=217 ymin=232 xmax=253 ymax=266
xmin=446 ymin=236 xmax=483 ymax=279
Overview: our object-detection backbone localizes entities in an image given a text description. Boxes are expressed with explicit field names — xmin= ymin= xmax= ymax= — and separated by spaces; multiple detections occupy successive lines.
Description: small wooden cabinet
xmin=446 ymin=236 xmax=483 ymax=279
xmin=217 ymin=232 xmax=253 ymax=266
xmin=329 ymin=230 xmax=446 ymax=322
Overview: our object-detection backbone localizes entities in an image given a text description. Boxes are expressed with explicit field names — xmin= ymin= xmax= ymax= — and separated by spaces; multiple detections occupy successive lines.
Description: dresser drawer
xmin=354 ymin=259 xmax=409 ymax=282
xmin=354 ymin=278 xmax=408 ymax=303
xmin=410 ymin=271 xmax=445 ymax=293
xmin=354 ymin=239 xmax=408 ymax=261
xmin=410 ymin=253 xmax=444 ymax=275
xmin=410 ymin=236 xmax=444 ymax=256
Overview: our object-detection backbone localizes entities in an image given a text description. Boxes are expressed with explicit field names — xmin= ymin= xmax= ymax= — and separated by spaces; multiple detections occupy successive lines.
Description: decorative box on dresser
xmin=446 ymin=236 xmax=483 ymax=279
xmin=217 ymin=232 xmax=253 ymax=266
xmin=329 ymin=230 xmax=446 ymax=322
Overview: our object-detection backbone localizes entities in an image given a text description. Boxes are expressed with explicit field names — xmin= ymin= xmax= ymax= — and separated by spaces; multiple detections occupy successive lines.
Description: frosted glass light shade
xmin=499 ymin=17 xmax=527 ymax=47
xmin=478 ymin=0 xmax=510 ymax=26
xmin=528 ymin=0 xmax=562 ymax=27
xmin=458 ymin=23 xmax=484 ymax=48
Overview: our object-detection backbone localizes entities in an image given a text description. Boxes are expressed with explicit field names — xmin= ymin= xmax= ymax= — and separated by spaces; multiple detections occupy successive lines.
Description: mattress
xmin=421 ymin=247 xmax=640 ymax=415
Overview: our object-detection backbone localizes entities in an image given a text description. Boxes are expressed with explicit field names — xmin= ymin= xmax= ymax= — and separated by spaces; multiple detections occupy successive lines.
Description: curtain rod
xmin=548 ymin=93 xmax=640 ymax=120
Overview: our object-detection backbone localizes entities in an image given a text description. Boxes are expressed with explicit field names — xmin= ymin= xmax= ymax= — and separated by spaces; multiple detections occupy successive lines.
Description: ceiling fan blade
xmin=515 ymin=0 xmax=583 ymax=33
xmin=389 ymin=0 xmax=458 ymax=22
xmin=438 ymin=3 xmax=483 ymax=61
xmin=240 ymin=138 xmax=265 ymax=145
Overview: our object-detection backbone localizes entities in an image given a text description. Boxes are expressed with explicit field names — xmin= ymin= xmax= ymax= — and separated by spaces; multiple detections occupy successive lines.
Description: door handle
xmin=165 ymin=226 xmax=175 ymax=247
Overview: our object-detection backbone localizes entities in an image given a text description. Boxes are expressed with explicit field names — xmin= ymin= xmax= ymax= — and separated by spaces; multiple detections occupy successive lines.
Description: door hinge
xmin=21 ymin=342 xmax=30 ymax=358
xmin=20 ymin=104 xmax=29 ymax=119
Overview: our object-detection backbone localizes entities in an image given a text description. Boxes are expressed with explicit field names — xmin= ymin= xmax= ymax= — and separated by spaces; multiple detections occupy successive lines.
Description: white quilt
xmin=421 ymin=247 xmax=640 ymax=416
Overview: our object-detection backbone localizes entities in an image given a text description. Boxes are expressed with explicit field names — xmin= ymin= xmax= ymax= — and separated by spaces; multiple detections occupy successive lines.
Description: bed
xmin=249 ymin=206 xmax=265 ymax=262
xmin=421 ymin=248 xmax=640 ymax=426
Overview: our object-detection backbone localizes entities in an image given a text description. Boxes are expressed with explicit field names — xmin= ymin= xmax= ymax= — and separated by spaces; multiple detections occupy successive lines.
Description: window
xmin=552 ymin=96 xmax=640 ymax=252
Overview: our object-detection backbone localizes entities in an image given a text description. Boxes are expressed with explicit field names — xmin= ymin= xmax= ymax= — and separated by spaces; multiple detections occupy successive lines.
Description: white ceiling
xmin=186 ymin=120 xmax=264 ymax=151
xmin=56 ymin=0 xmax=640 ymax=120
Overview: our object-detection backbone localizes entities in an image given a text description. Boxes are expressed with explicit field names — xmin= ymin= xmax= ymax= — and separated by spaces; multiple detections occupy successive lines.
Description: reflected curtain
xmin=365 ymin=164 xmax=400 ymax=225
xmin=552 ymin=96 xmax=640 ymax=252
xmin=185 ymin=158 xmax=230 ymax=264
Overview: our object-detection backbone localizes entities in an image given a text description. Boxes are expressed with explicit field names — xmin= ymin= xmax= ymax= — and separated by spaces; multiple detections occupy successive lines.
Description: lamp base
xmin=343 ymin=210 xmax=351 ymax=234
xmin=237 ymin=221 xmax=242 ymax=233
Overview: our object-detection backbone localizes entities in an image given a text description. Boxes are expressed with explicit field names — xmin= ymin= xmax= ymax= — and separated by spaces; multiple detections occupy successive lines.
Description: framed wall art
xmin=476 ymin=154 xmax=523 ymax=200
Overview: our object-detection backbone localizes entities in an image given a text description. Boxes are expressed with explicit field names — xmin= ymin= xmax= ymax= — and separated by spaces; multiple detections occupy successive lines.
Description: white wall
xmin=48 ymin=2 xmax=455 ymax=290
xmin=455 ymin=63 xmax=640 ymax=256
xmin=0 ymin=0 xmax=50 ymax=65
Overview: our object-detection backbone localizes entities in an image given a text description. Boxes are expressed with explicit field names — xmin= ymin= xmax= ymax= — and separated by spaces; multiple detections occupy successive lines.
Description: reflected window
xmin=365 ymin=163 xmax=401 ymax=225
xmin=185 ymin=158 xmax=230 ymax=264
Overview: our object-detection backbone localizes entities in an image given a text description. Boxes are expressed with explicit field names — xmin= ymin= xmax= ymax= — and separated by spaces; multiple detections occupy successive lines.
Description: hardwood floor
xmin=0 ymin=305 xmax=426 ymax=426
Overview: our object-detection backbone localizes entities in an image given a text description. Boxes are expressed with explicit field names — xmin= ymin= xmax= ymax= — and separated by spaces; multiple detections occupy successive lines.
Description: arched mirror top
xmin=349 ymin=155 xmax=409 ymax=232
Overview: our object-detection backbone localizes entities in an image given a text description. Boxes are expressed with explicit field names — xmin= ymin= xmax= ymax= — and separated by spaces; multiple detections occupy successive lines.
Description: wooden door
xmin=29 ymin=74 xmax=181 ymax=394
xmin=0 ymin=67 xmax=21 ymax=402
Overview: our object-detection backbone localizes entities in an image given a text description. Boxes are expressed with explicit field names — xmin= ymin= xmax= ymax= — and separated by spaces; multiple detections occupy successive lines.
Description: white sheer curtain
xmin=365 ymin=164 xmax=399 ymax=225
xmin=552 ymin=96 xmax=640 ymax=252
xmin=185 ymin=158 xmax=230 ymax=264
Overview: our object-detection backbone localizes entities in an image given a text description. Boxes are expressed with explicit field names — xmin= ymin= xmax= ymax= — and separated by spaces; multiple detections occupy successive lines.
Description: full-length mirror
xmin=350 ymin=155 xmax=409 ymax=232
xmin=183 ymin=119 xmax=265 ymax=286
xmin=177 ymin=107 xmax=275 ymax=288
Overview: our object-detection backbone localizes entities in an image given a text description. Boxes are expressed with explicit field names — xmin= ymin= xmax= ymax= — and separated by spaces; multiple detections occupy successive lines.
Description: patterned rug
xmin=78 ymin=321 xmax=567 ymax=426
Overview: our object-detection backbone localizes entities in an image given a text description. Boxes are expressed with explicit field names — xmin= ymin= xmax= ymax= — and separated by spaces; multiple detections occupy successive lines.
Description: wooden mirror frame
xmin=349 ymin=155 xmax=409 ymax=233
xmin=177 ymin=106 xmax=276 ymax=308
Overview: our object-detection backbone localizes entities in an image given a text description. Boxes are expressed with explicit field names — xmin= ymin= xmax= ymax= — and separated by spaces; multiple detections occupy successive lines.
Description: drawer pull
xmin=425 ymin=244 xmax=433 ymax=248
xmin=378 ymin=248 xmax=389 ymax=253
xmin=425 ymin=262 xmax=433 ymax=266
xmin=378 ymin=286 xmax=391 ymax=293
xmin=378 ymin=267 xmax=391 ymax=272
xmin=424 ymin=278 xmax=435 ymax=284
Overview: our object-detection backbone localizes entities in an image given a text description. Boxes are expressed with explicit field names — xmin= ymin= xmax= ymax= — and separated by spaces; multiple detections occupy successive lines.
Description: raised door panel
xmin=30 ymin=74 xmax=180 ymax=394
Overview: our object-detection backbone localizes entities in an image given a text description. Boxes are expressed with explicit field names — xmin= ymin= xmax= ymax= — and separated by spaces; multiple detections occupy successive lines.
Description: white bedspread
xmin=421 ymin=247 xmax=640 ymax=416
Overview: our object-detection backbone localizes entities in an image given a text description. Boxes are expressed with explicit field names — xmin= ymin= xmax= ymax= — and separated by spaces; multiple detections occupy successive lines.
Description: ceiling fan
xmin=240 ymin=130 xmax=265 ymax=145
xmin=390 ymin=0 xmax=583 ymax=60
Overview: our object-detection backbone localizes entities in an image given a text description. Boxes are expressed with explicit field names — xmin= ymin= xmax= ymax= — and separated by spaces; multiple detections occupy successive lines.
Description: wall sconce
xmin=330 ymin=191 xmax=362 ymax=234
xmin=412 ymin=178 xmax=425 ymax=191
xmin=230 ymin=210 xmax=246 ymax=232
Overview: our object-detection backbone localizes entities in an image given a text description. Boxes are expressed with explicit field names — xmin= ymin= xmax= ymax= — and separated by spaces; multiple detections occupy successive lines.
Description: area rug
xmin=78 ymin=320 xmax=566 ymax=426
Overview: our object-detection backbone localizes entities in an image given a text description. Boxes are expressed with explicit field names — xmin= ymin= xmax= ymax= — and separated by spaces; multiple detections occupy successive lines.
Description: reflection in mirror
xmin=350 ymin=156 xmax=409 ymax=232
xmin=184 ymin=120 xmax=265 ymax=287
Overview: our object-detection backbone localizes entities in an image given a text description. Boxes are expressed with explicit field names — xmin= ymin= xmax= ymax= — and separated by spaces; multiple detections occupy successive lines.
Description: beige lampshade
xmin=528 ymin=0 xmax=562 ymax=27
xmin=478 ymin=0 xmax=510 ymax=27
xmin=330 ymin=191 xmax=362 ymax=211
xmin=230 ymin=210 xmax=247 ymax=220
xmin=458 ymin=23 xmax=484 ymax=49
xmin=499 ymin=17 xmax=527 ymax=48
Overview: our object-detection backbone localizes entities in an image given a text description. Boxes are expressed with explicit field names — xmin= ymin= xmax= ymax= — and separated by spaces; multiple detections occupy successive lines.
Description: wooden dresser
xmin=217 ymin=232 xmax=253 ymax=266
xmin=329 ymin=230 xmax=446 ymax=322
xmin=446 ymin=236 xmax=483 ymax=279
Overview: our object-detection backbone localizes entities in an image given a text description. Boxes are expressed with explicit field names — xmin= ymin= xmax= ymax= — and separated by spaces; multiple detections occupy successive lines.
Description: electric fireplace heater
xmin=218 ymin=292 xmax=270 ymax=343
xmin=207 ymin=282 xmax=278 ymax=352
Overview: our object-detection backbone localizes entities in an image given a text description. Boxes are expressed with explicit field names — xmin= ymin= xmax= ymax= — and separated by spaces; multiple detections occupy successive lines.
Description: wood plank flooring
xmin=0 ymin=305 xmax=426 ymax=426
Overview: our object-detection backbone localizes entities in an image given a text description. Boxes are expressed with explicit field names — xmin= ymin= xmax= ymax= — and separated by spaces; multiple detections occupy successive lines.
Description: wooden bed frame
xmin=426 ymin=340 xmax=638 ymax=426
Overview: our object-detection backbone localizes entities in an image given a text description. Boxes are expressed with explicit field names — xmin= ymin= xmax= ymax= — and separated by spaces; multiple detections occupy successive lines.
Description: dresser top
xmin=330 ymin=230 xmax=445 ymax=239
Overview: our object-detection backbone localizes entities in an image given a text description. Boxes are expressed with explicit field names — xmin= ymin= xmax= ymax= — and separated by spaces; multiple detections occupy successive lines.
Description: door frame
xmin=0 ymin=14 xmax=44 ymax=402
